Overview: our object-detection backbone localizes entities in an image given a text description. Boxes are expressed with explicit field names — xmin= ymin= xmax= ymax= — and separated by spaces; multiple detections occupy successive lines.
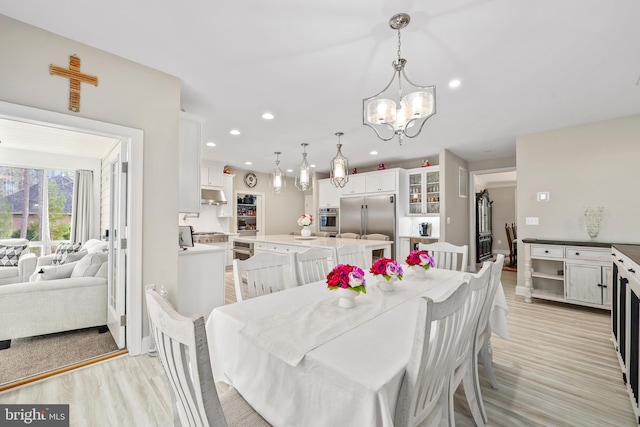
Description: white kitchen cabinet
xmin=341 ymin=175 xmax=366 ymax=195
xmin=318 ymin=179 xmax=340 ymax=207
xmin=177 ymin=245 xmax=225 ymax=318
xmin=406 ymin=166 xmax=440 ymax=215
xmin=365 ymin=172 xmax=396 ymax=193
xmin=217 ymin=174 xmax=234 ymax=217
xmin=178 ymin=112 xmax=204 ymax=213
xmin=201 ymin=165 xmax=223 ymax=188
xmin=521 ymin=240 xmax=612 ymax=309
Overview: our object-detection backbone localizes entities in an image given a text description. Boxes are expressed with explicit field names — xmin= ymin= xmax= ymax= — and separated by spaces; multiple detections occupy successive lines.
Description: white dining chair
xmin=145 ymin=286 xmax=271 ymax=427
xmin=233 ymin=252 xmax=296 ymax=302
xmin=294 ymin=247 xmax=336 ymax=285
xmin=471 ymin=254 xmax=505 ymax=423
xmin=417 ymin=241 xmax=469 ymax=272
xmin=335 ymin=244 xmax=367 ymax=267
xmin=394 ymin=279 xmax=470 ymax=427
xmin=361 ymin=234 xmax=389 ymax=260
xmin=446 ymin=261 xmax=491 ymax=426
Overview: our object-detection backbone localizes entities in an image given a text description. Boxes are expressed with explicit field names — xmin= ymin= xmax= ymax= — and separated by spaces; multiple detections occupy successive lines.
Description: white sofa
xmin=0 ymin=245 xmax=109 ymax=350
xmin=0 ymin=238 xmax=37 ymax=286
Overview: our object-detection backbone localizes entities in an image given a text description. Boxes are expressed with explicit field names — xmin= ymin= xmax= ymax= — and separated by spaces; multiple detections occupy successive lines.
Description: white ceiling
xmin=1 ymin=1 xmax=640 ymax=174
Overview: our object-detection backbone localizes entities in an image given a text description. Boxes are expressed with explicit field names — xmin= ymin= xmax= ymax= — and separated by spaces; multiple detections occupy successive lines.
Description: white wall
xmin=0 ymin=16 xmax=181 ymax=340
xmin=516 ymin=113 xmax=640 ymax=284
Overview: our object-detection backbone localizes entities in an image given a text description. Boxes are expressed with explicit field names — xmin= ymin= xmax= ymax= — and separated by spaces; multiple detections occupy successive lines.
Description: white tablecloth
xmin=206 ymin=269 xmax=509 ymax=427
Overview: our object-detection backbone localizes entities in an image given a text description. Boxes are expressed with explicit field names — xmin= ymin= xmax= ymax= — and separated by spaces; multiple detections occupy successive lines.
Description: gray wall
xmin=440 ymin=149 xmax=469 ymax=248
xmin=516 ymin=113 xmax=640 ymax=284
xmin=232 ymin=169 xmax=305 ymax=235
xmin=0 ymin=16 xmax=181 ymax=334
xmin=485 ymin=186 xmax=516 ymax=254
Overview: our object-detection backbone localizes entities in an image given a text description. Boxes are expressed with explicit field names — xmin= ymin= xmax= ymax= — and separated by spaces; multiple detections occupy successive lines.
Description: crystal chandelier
xmin=330 ymin=132 xmax=349 ymax=188
xmin=295 ymin=143 xmax=313 ymax=191
xmin=363 ymin=13 xmax=436 ymax=145
xmin=270 ymin=151 xmax=286 ymax=194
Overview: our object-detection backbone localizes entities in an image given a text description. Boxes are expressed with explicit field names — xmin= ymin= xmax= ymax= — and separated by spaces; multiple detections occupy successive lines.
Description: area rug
xmin=0 ymin=327 xmax=119 ymax=386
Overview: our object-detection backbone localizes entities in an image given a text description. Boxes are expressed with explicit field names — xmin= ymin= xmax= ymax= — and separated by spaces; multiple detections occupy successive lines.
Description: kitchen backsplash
xmin=179 ymin=204 xmax=230 ymax=233
xmin=398 ymin=216 xmax=440 ymax=238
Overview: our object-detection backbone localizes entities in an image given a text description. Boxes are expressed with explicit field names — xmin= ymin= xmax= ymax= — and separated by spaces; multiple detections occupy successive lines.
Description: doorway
xmin=0 ymin=101 xmax=144 ymax=355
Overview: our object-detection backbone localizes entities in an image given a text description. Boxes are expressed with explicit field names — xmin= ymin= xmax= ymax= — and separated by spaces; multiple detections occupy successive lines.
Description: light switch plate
xmin=525 ymin=217 xmax=539 ymax=225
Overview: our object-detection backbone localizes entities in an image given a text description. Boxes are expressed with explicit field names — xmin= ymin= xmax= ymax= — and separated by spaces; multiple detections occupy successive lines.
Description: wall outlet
xmin=447 ymin=217 xmax=451 ymax=224
xmin=525 ymin=217 xmax=539 ymax=225
xmin=497 ymin=239 xmax=502 ymax=245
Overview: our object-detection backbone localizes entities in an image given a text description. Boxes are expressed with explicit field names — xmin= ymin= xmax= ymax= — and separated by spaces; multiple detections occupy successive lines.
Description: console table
xmin=521 ymin=239 xmax=613 ymax=309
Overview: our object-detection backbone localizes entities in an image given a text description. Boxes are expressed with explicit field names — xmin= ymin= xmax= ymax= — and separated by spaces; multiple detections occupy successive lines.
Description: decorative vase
xmin=584 ymin=207 xmax=604 ymax=240
xmin=377 ymin=276 xmax=396 ymax=292
xmin=335 ymin=287 xmax=357 ymax=309
xmin=301 ymin=226 xmax=311 ymax=237
xmin=412 ymin=266 xmax=428 ymax=278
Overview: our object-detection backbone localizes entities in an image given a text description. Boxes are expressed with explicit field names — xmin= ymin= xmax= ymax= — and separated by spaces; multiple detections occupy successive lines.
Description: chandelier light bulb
xmin=270 ymin=151 xmax=286 ymax=194
xmin=330 ymin=132 xmax=349 ymax=188
xmin=295 ymin=143 xmax=313 ymax=191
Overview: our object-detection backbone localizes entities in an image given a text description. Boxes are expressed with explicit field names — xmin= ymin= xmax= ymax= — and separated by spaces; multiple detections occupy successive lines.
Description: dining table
xmin=206 ymin=267 xmax=509 ymax=427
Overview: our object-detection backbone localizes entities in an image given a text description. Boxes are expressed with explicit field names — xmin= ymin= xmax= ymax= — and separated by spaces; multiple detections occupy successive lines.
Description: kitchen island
xmin=233 ymin=234 xmax=392 ymax=268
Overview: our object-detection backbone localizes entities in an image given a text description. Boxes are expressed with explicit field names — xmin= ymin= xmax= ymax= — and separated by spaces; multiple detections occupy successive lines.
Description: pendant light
xmin=270 ymin=151 xmax=286 ymax=194
xmin=330 ymin=132 xmax=349 ymax=188
xmin=295 ymin=143 xmax=313 ymax=191
xmin=362 ymin=13 xmax=436 ymax=145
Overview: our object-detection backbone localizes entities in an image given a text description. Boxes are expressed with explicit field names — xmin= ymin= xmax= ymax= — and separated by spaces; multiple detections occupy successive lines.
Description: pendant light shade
xmin=270 ymin=151 xmax=286 ymax=194
xmin=295 ymin=143 xmax=313 ymax=191
xmin=330 ymin=132 xmax=349 ymax=188
xmin=363 ymin=13 xmax=436 ymax=145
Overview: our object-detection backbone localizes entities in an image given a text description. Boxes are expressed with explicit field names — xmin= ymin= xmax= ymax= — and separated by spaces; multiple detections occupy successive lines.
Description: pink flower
xmin=406 ymin=250 xmax=434 ymax=270
xmin=369 ymin=258 xmax=403 ymax=281
xmin=327 ymin=264 xmax=367 ymax=294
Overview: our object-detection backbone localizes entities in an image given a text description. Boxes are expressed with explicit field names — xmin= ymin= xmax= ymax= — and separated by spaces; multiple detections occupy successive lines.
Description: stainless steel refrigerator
xmin=340 ymin=195 xmax=396 ymax=258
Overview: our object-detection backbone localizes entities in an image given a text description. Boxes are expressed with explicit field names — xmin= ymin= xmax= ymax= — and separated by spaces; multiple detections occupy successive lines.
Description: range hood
xmin=201 ymin=188 xmax=227 ymax=205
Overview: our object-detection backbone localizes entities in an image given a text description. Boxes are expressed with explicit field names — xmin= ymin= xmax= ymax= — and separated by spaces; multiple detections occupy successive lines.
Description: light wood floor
xmin=1 ymin=270 xmax=636 ymax=426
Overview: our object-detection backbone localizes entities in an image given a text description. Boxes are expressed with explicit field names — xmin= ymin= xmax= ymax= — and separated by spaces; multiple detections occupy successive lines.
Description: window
xmin=0 ymin=166 xmax=74 ymax=255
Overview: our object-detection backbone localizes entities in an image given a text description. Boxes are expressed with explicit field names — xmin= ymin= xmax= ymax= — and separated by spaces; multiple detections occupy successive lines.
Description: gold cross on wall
xmin=49 ymin=55 xmax=98 ymax=112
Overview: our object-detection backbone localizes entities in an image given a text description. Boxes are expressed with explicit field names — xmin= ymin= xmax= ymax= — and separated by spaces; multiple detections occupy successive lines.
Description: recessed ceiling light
xmin=230 ymin=129 xmax=241 ymax=136
xmin=206 ymin=141 xmax=216 ymax=147
xmin=245 ymin=161 xmax=252 ymax=165
xmin=448 ymin=79 xmax=462 ymax=88
xmin=286 ymin=169 xmax=293 ymax=173
xmin=262 ymin=112 xmax=274 ymax=120
xmin=310 ymin=164 xmax=316 ymax=168
xmin=370 ymin=151 xmax=378 ymax=155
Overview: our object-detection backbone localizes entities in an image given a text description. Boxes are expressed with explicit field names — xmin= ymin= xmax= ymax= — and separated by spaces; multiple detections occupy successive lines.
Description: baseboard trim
xmin=0 ymin=349 xmax=128 ymax=393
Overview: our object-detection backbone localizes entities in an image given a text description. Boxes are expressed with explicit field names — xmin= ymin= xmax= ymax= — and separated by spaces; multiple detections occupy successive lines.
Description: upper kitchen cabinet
xmin=179 ymin=112 xmax=204 ymax=213
xmin=201 ymin=163 xmax=223 ymax=188
xmin=318 ymin=179 xmax=340 ymax=207
xmin=407 ymin=166 xmax=440 ymax=215
xmin=341 ymin=174 xmax=366 ymax=196
xmin=365 ymin=171 xmax=396 ymax=193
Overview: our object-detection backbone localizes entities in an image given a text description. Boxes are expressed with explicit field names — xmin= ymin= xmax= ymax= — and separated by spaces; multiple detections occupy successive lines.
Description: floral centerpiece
xmin=327 ymin=264 xmax=366 ymax=308
xmin=297 ymin=214 xmax=313 ymax=227
xmin=369 ymin=257 xmax=403 ymax=282
xmin=406 ymin=250 xmax=435 ymax=277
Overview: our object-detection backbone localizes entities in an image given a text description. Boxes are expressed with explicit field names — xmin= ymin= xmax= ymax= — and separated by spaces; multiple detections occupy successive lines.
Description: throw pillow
xmin=52 ymin=242 xmax=82 ymax=265
xmin=71 ymin=252 xmax=108 ymax=278
xmin=36 ymin=261 xmax=79 ymax=281
xmin=0 ymin=244 xmax=28 ymax=267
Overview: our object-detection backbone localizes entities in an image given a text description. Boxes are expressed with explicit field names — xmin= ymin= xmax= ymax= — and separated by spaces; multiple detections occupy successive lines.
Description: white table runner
xmin=240 ymin=268 xmax=461 ymax=366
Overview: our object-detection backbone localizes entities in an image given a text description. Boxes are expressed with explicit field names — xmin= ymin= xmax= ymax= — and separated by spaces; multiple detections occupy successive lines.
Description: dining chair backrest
xmin=394 ymin=280 xmax=470 ymax=427
xmin=233 ymin=252 xmax=296 ymax=302
xmin=335 ymin=244 xmax=367 ymax=268
xmin=478 ymin=254 xmax=504 ymax=343
xmin=446 ymin=262 xmax=492 ymax=426
xmin=295 ymin=247 xmax=337 ymax=285
xmin=311 ymin=231 xmax=330 ymax=237
xmin=361 ymin=233 xmax=389 ymax=241
xmin=417 ymin=241 xmax=469 ymax=272
xmin=336 ymin=233 xmax=360 ymax=239
xmin=145 ymin=286 xmax=227 ymax=427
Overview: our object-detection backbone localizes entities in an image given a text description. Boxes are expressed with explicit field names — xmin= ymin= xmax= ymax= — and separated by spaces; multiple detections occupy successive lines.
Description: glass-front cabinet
xmin=407 ymin=166 xmax=440 ymax=215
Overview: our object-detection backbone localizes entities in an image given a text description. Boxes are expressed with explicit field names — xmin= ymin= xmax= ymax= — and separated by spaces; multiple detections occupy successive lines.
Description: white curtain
xmin=71 ymin=170 xmax=93 ymax=243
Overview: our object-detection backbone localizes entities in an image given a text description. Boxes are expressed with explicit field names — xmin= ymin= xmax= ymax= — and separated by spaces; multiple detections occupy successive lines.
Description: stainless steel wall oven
xmin=318 ymin=207 xmax=339 ymax=236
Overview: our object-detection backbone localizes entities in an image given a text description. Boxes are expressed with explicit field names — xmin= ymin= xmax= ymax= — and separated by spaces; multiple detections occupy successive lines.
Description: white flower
xmin=348 ymin=272 xmax=363 ymax=288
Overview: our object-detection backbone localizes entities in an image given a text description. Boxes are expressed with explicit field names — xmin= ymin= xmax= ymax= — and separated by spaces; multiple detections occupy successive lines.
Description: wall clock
xmin=244 ymin=172 xmax=257 ymax=188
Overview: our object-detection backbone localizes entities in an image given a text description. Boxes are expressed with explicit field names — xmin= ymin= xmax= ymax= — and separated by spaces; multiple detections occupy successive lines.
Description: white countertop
xmin=178 ymin=243 xmax=226 ymax=255
xmin=398 ymin=235 xmax=439 ymax=239
xmin=234 ymin=234 xmax=392 ymax=249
